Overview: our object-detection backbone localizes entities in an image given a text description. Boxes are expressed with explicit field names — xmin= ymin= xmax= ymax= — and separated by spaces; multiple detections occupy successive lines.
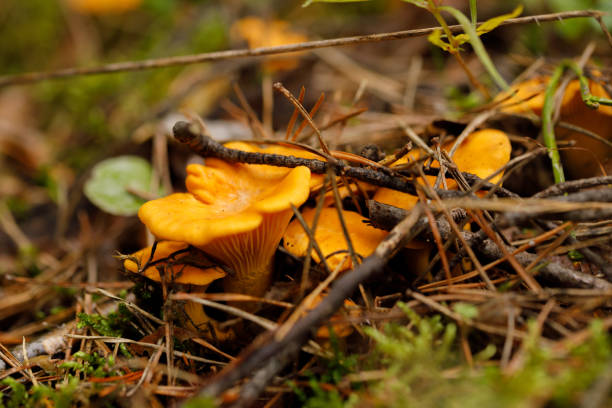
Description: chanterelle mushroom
xmin=496 ymin=75 xmax=612 ymax=178
xmin=138 ymin=147 xmax=311 ymax=303
xmin=231 ymin=17 xmax=307 ymax=73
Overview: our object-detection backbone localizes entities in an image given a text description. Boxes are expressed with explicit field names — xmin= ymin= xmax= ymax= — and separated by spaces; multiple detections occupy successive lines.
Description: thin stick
xmin=291 ymin=92 xmax=325 ymax=142
xmin=285 ymin=86 xmax=305 ymax=140
xmin=173 ymin=120 xmax=465 ymax=199
xmin=274 ymin=83 xmax=330 ymax=155
xmin=194 ymin=206 xmax=425 ymax=400
xmin=0 ymin=10 xmax=602 ymax=87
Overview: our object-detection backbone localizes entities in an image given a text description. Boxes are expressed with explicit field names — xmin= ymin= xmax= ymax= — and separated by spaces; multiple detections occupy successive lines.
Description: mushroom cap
xmin=223 ymin=141 xmax=324 ymax=188
xmin=373 ymin=129 xmax=511 ymax=209
xmin=283 ymin=207 xmax=388 ymax=272
xmin=451 ymin=129 xmax=511 ymax=185
xmin=123 ymin=241 xmax=226 ymax=286
xmin=495 ymin=77 xmax=548 ymax=114
xmin=138 ymin=157 xmax=311 ymax=247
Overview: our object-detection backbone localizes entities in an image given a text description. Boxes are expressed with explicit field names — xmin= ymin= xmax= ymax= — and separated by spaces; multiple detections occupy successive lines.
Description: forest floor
xmin=0 ymin=1 xmax=611 ymax=407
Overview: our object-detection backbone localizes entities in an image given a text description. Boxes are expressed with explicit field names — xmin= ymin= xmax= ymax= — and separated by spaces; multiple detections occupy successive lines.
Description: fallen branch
xmin=366 ymin=201 xmax=611 ymax=290
xmin=533 ymin=177 xmax=612 ymax=198
xmin=174 ymin=120 xmax=429 ymax=197
xmin=190 ymin=207 xmax=425 ymax=403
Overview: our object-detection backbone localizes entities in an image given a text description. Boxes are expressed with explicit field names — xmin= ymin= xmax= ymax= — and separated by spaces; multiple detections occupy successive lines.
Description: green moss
xmin=77 ymin=303 xmax=135 ymax=357
xmin=293 ymin=303 xmax=612 ymax=407
xmin=0 ymin=376 xmax=79 ymax=408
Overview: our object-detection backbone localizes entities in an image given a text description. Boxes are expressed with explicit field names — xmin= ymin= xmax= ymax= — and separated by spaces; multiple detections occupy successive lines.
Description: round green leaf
xmin=84 ymin=156 xmax=158 ymax=216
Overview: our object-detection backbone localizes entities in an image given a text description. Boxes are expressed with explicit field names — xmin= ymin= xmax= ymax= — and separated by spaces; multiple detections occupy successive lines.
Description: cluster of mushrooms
xmin=123 ymin=127 xmax=512 ymax=341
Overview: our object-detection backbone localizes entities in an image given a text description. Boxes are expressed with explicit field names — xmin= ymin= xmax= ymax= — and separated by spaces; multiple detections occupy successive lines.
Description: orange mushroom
xmin=307 ymin=292 xmax=359 ymax=339
xmin=284 ymin=207 xmax=388 ymax=273
xmin=138 ymin=150 xmax=311 ymax=303
xmin=231 ymin=17 xmax=307 ymax=73
xmin=496 ymin=75 xmax=612 ymax=178
xmin=373 ymin=129 xmax=511 ymax=210
xmin=123 ymin=241 xmax=228 ymax=336
xmin=123 ymin=241 xmax=226 ymax=286
xmin=222 ymin=141 xmax=324 ymax=188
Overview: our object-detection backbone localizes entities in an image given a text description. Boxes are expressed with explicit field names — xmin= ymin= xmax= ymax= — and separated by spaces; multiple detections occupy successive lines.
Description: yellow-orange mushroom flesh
xmin=284 ymin=207 xmax=387 ymax=273
xmin=138 ymin=150 xmax=311 ymax=300
xmin=496 ymin=76 xmax=612 ymax=178
xmin=231 ymin=17 xmax=307 ymax=72
xmin=373 ymin=129 xmax=511 ymax=209
xmin=123 ymin=241 xmax=227 ymax=336
xmin=123 ymin=241 xmax=226 ymax=285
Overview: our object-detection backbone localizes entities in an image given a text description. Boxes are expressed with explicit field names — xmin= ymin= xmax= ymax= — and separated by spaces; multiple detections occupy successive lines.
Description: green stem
xmin=541 ymin=65 xmax=566 ymax=184
xmin=469 ymin=0 xmax=477 ymax=26
xmin=566 ymin=61 xmax=612 ymax=108
xmin=440 ymin=6 xmax=510 ymax=91
xmin=541 ymin=60 xmax=612 ymax=184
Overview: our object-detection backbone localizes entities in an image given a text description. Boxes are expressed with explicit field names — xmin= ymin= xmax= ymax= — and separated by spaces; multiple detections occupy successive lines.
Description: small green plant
xmin=304 ymin=0 xmax=518 ymax=97
xmin=77 ymin=303 xmax=134 ymax=357
xmin=289 ymin=332 xmax=359 ymax=408
xmin=0 ymin=376 xmax=79 ymax=408
xmin=292 ymin=303 xmax=612 ymax=407
xmin=60 ymin=351 xmax=118 ymax=378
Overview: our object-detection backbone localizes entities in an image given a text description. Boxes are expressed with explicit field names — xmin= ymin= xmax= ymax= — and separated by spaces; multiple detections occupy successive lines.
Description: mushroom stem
xmin=199 ymin=210 xmax=293 ymax=301
xmin=183 ymin=289 xmax=234 ymax=341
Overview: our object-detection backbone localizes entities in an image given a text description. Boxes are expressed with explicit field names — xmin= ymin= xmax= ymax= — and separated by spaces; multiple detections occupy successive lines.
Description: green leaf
xmin=568 ymin=250 xmax=585 ymax=261
xmin=451 ymin=5 xmax=523 ymax=45
xmin=84 ymin=156 xmax=159 ymax=216
xmin=476 ymin=5 xmax=523 ymax=36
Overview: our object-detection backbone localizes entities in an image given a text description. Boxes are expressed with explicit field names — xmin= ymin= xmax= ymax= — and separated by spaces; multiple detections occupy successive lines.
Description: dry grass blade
xmin=291 ymin=92 xmax=325 ymax=142
xmin=64 ymin=335 xmax=227 ymax=365
xmin=274 ymin=82 xmax=331 ymax=155
xmin=285 ymin=86 xmax=305 ymax=140
xmin=169 ymin=293 xmax=278 ymax=331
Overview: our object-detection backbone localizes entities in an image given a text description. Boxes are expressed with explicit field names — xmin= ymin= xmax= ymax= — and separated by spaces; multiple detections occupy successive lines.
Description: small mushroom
xmin=306 ymin=292 xmax=359 ymax=339
xmin=283 ymin=207 xmax=388 ymax=273
xmin=138 ymin=150 xmax=311 ymax=303
xmin=231 ymin=17 xmax=307 ymax=73
xmin=123 ymin=241 xmax=226 ymax=285
xmin=496 ymin=75 xmax=612 ymax=178
xmin=373 ymin=129 xmax=511 ymax=209
xmin=123 ymin=241 xmax=228 ymax=336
